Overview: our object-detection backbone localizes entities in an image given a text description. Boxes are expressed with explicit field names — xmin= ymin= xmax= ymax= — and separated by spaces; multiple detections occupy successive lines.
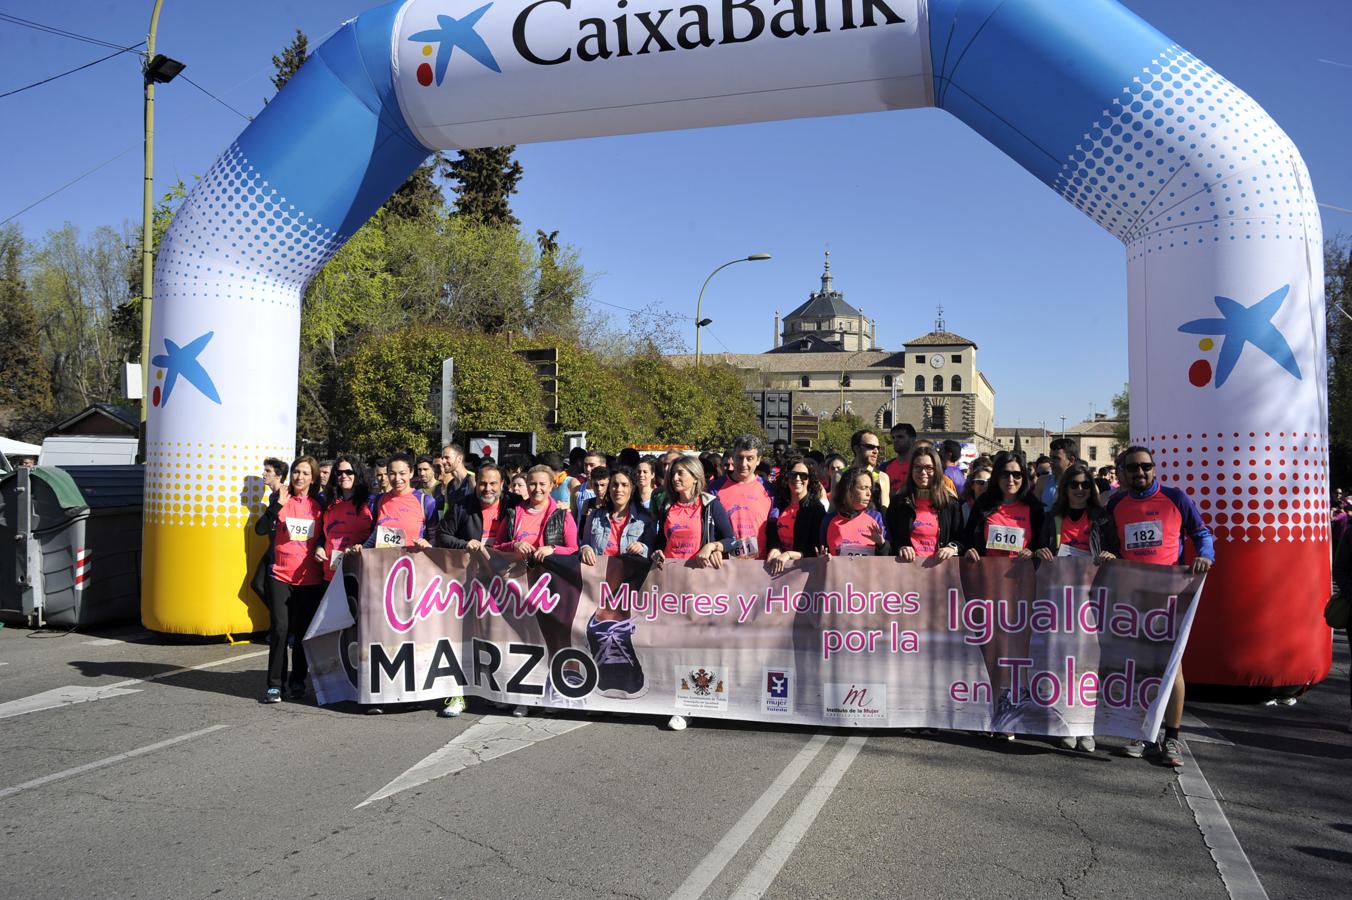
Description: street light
xmin=140 ymin=0 xmax=184 ymax=440
xmin=695 ymin=253 xmax=771 ymax=367
xmin=1060 ymin=415 xmax=1067 ymax=439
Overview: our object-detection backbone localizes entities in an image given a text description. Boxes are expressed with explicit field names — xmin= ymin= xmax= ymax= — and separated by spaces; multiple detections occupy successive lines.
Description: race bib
xmin=731 ymin=536 xmax=760 ymax=559
xmin=375 ymin=526 xmax=406 ymax=547
xmin=1124 ymin=520 xmax=1162 ymax=551
xmin=986 ymin=524 xmax=1025 ymax=552
xmin=1058 ymin=544 xmax=1092 ymax=558
xmin=285 ymin=518 xmax=314 ymax=541
xmin=838 ymin=542 xmax=873 ymax=558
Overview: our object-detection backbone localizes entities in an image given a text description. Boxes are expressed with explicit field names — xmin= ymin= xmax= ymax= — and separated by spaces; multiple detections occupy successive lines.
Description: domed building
xmin=673 ymin=253 xmax=999 ymax=450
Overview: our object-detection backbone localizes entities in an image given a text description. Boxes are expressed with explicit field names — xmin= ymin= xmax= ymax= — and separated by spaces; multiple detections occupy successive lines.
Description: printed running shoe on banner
xmin=587 ymin=614 xmax=648 ymax=699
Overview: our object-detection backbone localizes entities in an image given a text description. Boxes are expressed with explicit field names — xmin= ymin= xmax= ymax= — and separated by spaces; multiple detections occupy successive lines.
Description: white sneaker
xmin=1059 ymin=736 xmax=1077 ymax=750
xmin=511 ymin=705 xmax=530 ymax=718
xmin=667 ymin=715 xmax=688 ymax=731
xmin=1077 ymin=736 xmax=1096 ymax=753
xmin=438 ymin=695 xmax=466 ymax=718
xmin=1123 ymin=740 xmax=1146 ymax=758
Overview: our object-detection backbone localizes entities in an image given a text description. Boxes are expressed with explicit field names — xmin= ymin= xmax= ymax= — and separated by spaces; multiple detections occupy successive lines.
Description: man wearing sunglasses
xmin=1099 ymin=445 xmax=1214 ymax=768
xmin=851 ymin=429 xmax=891 ymax=510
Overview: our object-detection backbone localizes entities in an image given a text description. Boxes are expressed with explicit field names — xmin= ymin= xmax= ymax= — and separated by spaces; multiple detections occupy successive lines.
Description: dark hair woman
xmin=255 ymin=454 xmax=325 ymax=704
xmin=635 ymin=456 xmax=661 ymax=516
xmin=579 ymin=466 xmax=656 ymax=565
xmin=766 ymin=455 xmax=827 ymax=575
xmin=962 ymin=451 xmax=1045 ymax=560
xmin=820 ymin=466 xmax=889 ymax=556
xmin=1036 ymin=463 xmax=1108 ymax=560
xmin=958 ymin=461 xmax=993 ymax=527
xmin=314 ymin=454 xmax=374 ymax=581
xmin=889 ymin=446 xmax=964 ymax=563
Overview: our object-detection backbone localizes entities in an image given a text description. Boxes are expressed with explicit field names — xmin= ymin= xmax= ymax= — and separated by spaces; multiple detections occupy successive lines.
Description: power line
xmin=181 ymin=75 xmax=253 ymax=122
xmin=1320 ymin=202 xmax=1352 ymax=215
xmin=0 ymin=12 xmax=133 ymax=51
xmin=0 ymin=42 xmax=144 ymax=99
xmin=0 ymin=145 xmax=138 ymax=227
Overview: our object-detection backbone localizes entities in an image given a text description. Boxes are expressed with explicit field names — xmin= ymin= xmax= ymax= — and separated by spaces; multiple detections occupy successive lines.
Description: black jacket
xmin=436 ymin=498 xmax=512 ymax=549
xmin=887 ymin=496 xmax=966 ymax=553
xmin=766 ymin=498 xmax=828 ymax=557
xmin=653 ymin=492 xmax=737 ymax=555
xmin=1039 ymin=505 xmax=1110 ymax=558
xmin=963 ymin=498 xmax=1047 ymax=556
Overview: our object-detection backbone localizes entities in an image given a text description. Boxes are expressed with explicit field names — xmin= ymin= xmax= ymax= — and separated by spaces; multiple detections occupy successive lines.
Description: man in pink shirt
xmin=717 ymin=434 xmax=773 ymax=560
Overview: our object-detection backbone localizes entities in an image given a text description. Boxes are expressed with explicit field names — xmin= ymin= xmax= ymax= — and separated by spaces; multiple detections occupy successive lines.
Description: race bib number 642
xmin=375 ymin=526 xmax=405 ymax=547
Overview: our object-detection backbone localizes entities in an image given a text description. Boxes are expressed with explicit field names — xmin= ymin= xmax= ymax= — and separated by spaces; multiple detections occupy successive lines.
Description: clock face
xmin=929 ymin=354 xmax=945 ymax=369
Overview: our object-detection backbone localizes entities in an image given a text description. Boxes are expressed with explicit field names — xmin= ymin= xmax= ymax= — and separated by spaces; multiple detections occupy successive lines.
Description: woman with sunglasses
xmin=1036 ymin=463 xmax=1108 ymax=561
xmin=314 ymin=455 xmax=375 ymax=581
xmin=958 ymin=461 xmax=993 ymax=527
xmin=821 ymin=466 xmax=889 ymax=557
xmin=960 ymin=451 xmax=1054 ymax=739
xmin=766 ymin=455 xmax=827 ymax=575
xmin=963 ymin=451 xmax=1045 ymax=561
xmin=889 ymin=446 xmax=963 ymax=562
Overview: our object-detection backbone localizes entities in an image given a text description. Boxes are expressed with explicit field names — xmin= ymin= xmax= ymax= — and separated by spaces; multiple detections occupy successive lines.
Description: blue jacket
xmin=581 ymin=503 xmax=657 ymax=558
xmin=1103 ymin=481 xmax=1215 ymax=563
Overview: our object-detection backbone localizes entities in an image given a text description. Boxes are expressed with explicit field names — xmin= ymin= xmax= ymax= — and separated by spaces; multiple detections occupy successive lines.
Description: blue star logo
xmin=409 ymin=4 xmax=501 ymax=83
xmin=151 ymin=332 xmax=222 ymax=407
xmin=1177 ymin=285 xmax=1301 ymax=388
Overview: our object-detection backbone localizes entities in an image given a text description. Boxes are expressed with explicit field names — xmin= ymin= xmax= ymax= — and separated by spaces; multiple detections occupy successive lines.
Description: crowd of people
xmin=251 ymin=423 xmax=1264 ymax=760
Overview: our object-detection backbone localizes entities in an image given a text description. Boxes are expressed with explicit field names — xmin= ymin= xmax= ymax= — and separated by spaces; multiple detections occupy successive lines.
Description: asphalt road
xmin=0 ymin=622 xmax=1347 ymax=899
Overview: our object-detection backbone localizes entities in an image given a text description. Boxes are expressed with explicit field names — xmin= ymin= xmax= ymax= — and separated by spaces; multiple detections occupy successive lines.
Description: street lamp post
xmin=1060 ymin=415 xmax=1067 ymax=439
xmin=140 ymin=0 xmax=186 ymax=434
xmin=694 ymin=253 xmax=771 ymax=367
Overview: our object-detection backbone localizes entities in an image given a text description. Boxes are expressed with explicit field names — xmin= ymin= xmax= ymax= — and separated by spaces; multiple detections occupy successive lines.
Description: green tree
xmin=338 ymin=327 xmax=543 ymax=456
xmin=689 ymin=364 xmax=765 ymax=448
xmin=0 ymin=227 xmax=56 ymax=438
xmin=518 ymin=338 xmax=644 ymax=452
xmin=1110 ymin=383 xmax=1130 ymax=447
xmin=816 ymin=411 xmax=869 ymax=457
xmin=443 ymin=147 xmax=524 ymax=226
xmin=269 ymin=29 xmax=308 ymax=96
xmin=386 ymin=155 xmax=449 ymax=221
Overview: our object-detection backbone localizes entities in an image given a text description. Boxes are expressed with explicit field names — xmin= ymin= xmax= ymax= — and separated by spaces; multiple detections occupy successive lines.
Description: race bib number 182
xmin=1124 ymin=521 xmax=1162 ymax=551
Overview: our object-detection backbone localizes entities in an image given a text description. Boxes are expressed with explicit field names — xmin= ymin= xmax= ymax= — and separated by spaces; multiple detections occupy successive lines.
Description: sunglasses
xmin=970 ymin=479 xmax=989 ymax=486
xmin=335 ymin=470 xmax=356 ymax=477
xmin=859 ymin=443 xmax=880 ymax=451
xmin=1068 ymin=480 xmax=1091 ymax=490
xmin=787 ymin=471 xmax=810 ymax=481
xmin=1000 ymin=471 xmax=1025 ymax=480
xmin=1125 ymin=462 xmax=1155 ymax=473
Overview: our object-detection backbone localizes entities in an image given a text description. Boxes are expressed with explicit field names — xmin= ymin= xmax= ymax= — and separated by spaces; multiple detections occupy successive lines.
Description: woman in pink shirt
xmin=507 ymin=465 xmax=579 ymax=561
xmin=255 ymin=455 xmax=325 ymax=704
xmin=820 ymin=467 xmax=889 ymax=557
xmin=314 ymin=454 xmax=374 ymax=581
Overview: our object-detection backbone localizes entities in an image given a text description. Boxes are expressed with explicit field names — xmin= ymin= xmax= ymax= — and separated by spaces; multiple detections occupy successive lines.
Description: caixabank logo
xmin=409 ymin=0 xmax=908 ymax=84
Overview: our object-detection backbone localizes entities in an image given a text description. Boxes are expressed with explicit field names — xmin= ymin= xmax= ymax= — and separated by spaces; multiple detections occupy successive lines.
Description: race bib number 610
xmin=986 ymin=524 xmax=1024 ymax=552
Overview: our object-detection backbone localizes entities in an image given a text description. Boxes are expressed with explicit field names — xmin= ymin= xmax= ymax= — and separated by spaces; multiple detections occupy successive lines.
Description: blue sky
xmin=2 ymin=0 xmax=1349 ymax=428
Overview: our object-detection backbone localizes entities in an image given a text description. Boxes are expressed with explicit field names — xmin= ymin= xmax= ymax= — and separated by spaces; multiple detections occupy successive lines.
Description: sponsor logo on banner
xmin=823 ymin=682 xmax=886 ymax=721
xmin=762 ymin=667 xmax=793 ymax=714
xmin=676 ymin=665 xmax=729 ymax=711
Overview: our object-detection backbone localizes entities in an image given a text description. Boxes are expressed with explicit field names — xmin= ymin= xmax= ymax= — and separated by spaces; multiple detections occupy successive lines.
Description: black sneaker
xmin=286 ymin=683 xmax=306 ymax=701
xmin=586 ymin=615 xmax=647 ymax=699
xmin=262 ymin=688 xmax=282 ymax=704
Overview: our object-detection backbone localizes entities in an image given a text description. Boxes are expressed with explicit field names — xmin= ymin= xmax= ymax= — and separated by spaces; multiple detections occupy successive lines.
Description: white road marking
xmin=669 ymin=733 xmax=831 ymax=900
xmin=730 ymin=736 xmax=868 ymax=900
xmin=357 ymin=715 xmax=590 ymax=809
xmin=1178 ymin=742 xmax=1269 ymax=900
xmin=82 ymin=638 xmax=122 ymax=647
xmin=0 ymin=724 xmax=230 ymax=801
xmin=0 ymin=684 xmax=143 ymax=720
xmin=0 ymin=649 xmax=267 ymax=721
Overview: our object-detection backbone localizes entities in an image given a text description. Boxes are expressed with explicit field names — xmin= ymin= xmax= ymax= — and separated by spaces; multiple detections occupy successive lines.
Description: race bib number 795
xmin=285 ymin=518 xmax=314 ymax=541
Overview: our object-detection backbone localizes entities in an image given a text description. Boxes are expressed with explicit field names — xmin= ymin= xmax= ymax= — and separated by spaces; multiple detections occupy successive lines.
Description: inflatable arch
xmin=144 ymin=0 xmax=1330 ymax=689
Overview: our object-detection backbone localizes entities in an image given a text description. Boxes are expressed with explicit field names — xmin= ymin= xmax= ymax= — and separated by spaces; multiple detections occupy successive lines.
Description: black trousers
xmin=265 ymin=577 xmax=324 ymax=690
